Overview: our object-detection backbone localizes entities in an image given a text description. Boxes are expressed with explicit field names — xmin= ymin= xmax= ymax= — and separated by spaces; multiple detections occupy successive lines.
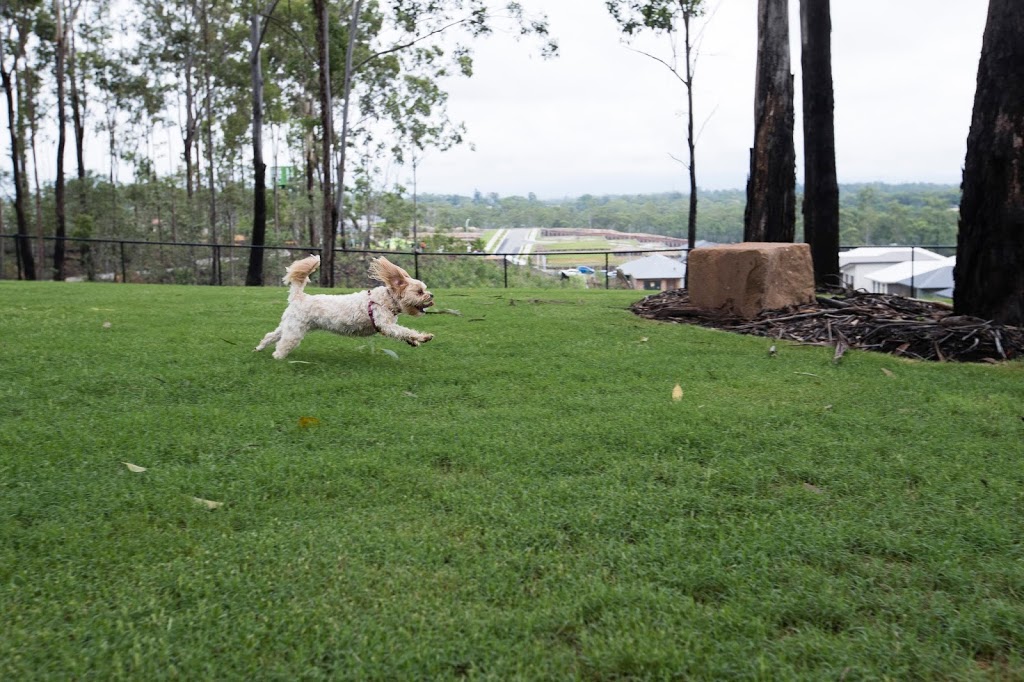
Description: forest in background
xmin=0 ymin=178 xmax=960 ymax=261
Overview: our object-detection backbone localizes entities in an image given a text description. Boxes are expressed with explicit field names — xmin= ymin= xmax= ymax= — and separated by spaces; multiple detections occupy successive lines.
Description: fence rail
xmin=0 ymin=234 xmax=694 ymax=290
xmin=0 ymin=234 xmax=956 ymax=293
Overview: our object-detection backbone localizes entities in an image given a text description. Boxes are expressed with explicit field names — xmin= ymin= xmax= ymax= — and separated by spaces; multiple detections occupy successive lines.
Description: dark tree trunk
xmin=1 ymin=61 xmax=35 ymax=279
xmin=69 ymin=28 xmax=86 ymax=191
xmin=683 ymin=10 xmax=697 ymax=276
xmin=333 ymin=0 xmax=361 ymax=254
xmin=799 ymin=0 xmax=839 ymax=287
xmin=54 ymin=0 xmax=69 ymax=281
xmin=201 ymin=0 xmax=218 ymax=285
xmin=305 ymin=132 xmax=317 ymax=248
xmin=246 ymin=11 xmax=268 ymax=286
xmin=954 ymin=0 xmax=1024 ymax=326
xmin=313 ymin=0 xmax=335 ymax=286
xmin=183 ymin=63 xmax=197 ymax=199
xmin=744 ymin=0 xmax=796 ymax=243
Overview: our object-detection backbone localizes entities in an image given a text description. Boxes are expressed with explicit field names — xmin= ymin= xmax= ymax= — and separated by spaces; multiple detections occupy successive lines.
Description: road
xmin=486 ymin=228 xmax=538 ymax=265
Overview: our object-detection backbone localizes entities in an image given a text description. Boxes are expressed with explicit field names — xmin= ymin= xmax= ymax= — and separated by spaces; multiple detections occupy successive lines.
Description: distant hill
xmin=416 ymin=184 xmax=960 ymax=247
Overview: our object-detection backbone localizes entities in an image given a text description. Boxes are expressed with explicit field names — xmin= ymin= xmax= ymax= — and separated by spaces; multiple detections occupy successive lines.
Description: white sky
xmin=5 ymin=0 xmax=989 ymax=201
xmin=413 ymin=0 xmax=989 ymax=198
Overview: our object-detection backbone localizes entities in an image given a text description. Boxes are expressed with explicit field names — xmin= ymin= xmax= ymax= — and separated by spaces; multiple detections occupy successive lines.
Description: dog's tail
xmin=283 ymin=254 xmax=321 ymax=302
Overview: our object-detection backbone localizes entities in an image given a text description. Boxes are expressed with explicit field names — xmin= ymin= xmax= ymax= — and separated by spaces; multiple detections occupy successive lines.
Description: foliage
xmin=1 ymin=282 xmax=1023 ymax=678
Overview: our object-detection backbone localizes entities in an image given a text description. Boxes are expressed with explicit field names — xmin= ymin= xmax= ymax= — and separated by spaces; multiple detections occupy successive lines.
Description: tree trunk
xmin=314 ymin=0 xmax=335 ymax=286
xmin=799 ymin=0 xmax=839 ymax=287
xmin=683 ymin=10 xmax=697 ymax=255
xmin=1 ymin=59 xmax=35 ymax=280
xmin=69 ymin=25 xmax=86 ymax=193
xmin=954 ymin=0 xmax=1024 ymax=326
xmin=744 ymin=0 xmax=796 ymax=243
xmin=53 ymin=0 xmax=69 ymax=281
xmin=246 ymin=8 xmax=270 ymax=286
xmin=333 ymin=0 xmax=361 ymax=253
xmin=201 ymin=0 xmax=218 ymax=285
xmin=184 ymin=61 xmax=197 ymax=199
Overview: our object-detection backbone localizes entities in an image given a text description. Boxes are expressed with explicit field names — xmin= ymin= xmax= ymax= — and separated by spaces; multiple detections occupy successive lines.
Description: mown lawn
xmin=2 ymin=280 xmax=1023 ymax=679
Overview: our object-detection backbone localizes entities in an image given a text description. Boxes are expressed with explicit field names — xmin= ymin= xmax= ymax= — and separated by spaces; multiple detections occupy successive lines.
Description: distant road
xmin=489 ymin=228 xmax=538 ymax=265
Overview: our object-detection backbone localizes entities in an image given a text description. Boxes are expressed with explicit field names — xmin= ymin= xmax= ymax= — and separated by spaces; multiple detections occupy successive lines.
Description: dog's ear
xmin=368 ymin=257 xmax=411 ymax=293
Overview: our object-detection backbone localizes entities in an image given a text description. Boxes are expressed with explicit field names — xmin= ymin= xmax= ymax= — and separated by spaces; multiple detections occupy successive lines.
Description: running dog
xmin=254 ymin=254 xmax=434 ymax=359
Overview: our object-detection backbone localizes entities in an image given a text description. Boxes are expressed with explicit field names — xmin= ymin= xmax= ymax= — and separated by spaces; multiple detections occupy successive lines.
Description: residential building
xmin=839 ymin=247 xmax=947 ymax=292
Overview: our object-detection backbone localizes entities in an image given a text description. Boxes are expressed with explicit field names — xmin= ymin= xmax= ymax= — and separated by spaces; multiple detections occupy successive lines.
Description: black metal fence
xmin=0 ymin=234 xmax=956 ymax=293
xmin=0 ymin=234 xmax=689 ymax=289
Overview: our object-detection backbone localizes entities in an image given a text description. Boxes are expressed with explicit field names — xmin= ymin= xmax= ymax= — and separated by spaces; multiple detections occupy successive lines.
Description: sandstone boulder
xmin=688 ymin=242 xmax=815 ymax=319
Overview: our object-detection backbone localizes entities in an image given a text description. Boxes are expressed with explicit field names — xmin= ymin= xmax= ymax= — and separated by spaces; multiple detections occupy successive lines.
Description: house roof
xmin=618 ymin=254 xmax=686 ymax=279
xmin=839 ymin=247 xmax=947 ymax=266
xmin=866 ymin=257 xmax=955 ymax=289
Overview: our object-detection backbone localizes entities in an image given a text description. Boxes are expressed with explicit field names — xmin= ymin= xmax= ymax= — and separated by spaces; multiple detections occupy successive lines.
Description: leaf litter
xmin=631 ymin=290 xmax=1024 ymax=363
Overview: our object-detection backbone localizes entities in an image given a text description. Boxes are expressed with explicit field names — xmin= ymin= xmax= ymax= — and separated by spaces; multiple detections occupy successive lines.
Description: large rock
xmin=688 ymin=242 xmax=815 ymax=318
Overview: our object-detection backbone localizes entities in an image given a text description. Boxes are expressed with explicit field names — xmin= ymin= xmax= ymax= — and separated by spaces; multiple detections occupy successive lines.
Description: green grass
xmin=2 ymin=280 xmax=1023 ymax=680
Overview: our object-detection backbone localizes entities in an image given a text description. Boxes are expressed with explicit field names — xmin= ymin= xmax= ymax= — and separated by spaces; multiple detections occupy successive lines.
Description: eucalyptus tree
xmin=744 ymin=0 xmax=795 ymax=243
xmin=954 ymin=0 xmax=1023 ymax=326
xmin=245 ymin=0 xmax=279 ymax=286
xmin=605 ymin=0 xmax=705 ymax=257
xmin=0 ymin=0 xmax=40 ymax=279
xmin=134 ymin=0 xmax=204 ymax=200
xmin=311 ymin=0 xmax=556 ymax=286
xmin=799 ymin=0 xmax=838 ymax=286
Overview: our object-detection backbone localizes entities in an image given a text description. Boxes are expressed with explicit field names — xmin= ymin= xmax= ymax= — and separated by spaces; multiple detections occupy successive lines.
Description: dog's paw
xmin=406 ymin=333 xmax=433 ymax=348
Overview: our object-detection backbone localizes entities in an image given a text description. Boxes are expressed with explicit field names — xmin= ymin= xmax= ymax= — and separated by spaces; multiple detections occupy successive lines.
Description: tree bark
xmin=246 ymin=11 xmax=268 ymax=286
xmin=683 ymin=9 xmax=697 ymax=265
xmin=201 ymin=0 xmax=218 ymax=285
xmin=744 ymin=0 xmax=795 ymax=243
xmin=0 ymin=56 xmax=35 ymax=279
xmin=799 ymin=0 xmax=839 ymax=287
xmin=954 ymin=0 xmax=1024 ymax=326
xmin=333 ymin=0 xmax=361 ymax=254
xmin=314 ymin=0 xmax=335 ymax=286
xmin=53 ymin=0 xmax=69 ymax=280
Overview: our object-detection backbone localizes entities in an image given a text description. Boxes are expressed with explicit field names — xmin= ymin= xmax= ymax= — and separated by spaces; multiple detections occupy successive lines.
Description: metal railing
xmin=0 ymin=234 xmax=956 ymax=295
xmin=0 ymin=234 xmax=688 ymax=290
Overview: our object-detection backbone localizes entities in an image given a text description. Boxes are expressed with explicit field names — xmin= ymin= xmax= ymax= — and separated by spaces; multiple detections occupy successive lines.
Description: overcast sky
xmin=412 ymin=0 xmax=989 ymax=199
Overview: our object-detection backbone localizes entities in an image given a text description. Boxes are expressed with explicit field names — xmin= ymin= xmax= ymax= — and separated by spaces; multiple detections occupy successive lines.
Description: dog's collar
xmin=368 ymin=287 xmax=401 ymax=333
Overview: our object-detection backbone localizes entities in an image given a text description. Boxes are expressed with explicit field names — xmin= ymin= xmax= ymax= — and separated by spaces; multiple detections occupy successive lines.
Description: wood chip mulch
xmin=630 ymin=289 xmax=1024 ymax=363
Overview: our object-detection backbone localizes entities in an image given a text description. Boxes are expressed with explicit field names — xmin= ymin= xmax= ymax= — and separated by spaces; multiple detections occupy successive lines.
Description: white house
xmin=618 ymin=254 xmax=686 ymax=291
xmin=865 ymin=257 xmax=955 ymax=298
xmin=839 ymin=247 xmax=947 ymax=292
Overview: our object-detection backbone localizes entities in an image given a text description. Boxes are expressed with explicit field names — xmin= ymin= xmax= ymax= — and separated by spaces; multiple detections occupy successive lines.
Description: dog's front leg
xmin=377 ymin=322 xmax=434 ymax=347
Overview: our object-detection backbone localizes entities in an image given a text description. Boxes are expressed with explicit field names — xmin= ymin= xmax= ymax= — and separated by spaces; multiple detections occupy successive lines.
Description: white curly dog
xmin=255 ymin=254 xmax=434 ymax=359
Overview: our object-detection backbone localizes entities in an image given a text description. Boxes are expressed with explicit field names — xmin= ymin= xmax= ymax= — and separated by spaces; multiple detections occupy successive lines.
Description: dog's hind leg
xmin=254 ymin=327 xmax=282 ymax=352
xmin=270 ymin=322 xmax=307 ymax=359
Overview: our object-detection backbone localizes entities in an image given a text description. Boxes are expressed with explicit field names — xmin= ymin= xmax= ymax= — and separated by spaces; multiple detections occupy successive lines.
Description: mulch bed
xmin=630 ymin=289 xmax=1024 ymax=363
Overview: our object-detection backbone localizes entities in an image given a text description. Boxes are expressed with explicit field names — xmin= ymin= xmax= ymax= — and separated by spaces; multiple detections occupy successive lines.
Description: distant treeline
xmin=2 ymin=178 xmax=959 ymax=253
xmin=417 ymin=183 xmax=961 ymax=246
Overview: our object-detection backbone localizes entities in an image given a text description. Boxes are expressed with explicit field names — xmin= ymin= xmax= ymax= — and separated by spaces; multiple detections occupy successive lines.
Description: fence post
xmin=414 ymin=251 xmax=420 ymax=280
xmin=120 ymin=241 xmax=127 ymax=283
xmin=503 ymin=256 xmax=508 ymax=288
xmin=605 ymin=253 xmax=610 ymax=289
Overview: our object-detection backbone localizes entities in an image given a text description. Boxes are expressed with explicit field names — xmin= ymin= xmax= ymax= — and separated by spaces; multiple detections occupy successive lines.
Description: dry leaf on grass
xmin=192 ymin=497 xmax=223 ymax=510
xmin=122 ymin=462 xmax=147 ymax=472
xmin=102 ymin=321 xmax=112 ymax=329
xmin=802 ymin=482 xmax=825 ymax=495
xmin=881 ymin=368 xmax=895 ymax=377
xmin=298 ymin=416 xmax=320 ymax=428
xmin=672 ymin=384 xmax=683 ymax=402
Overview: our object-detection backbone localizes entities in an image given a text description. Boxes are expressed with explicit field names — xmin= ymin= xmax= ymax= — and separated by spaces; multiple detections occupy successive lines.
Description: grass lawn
xmin=2 ymin=280 xmax=1023 ymax=679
